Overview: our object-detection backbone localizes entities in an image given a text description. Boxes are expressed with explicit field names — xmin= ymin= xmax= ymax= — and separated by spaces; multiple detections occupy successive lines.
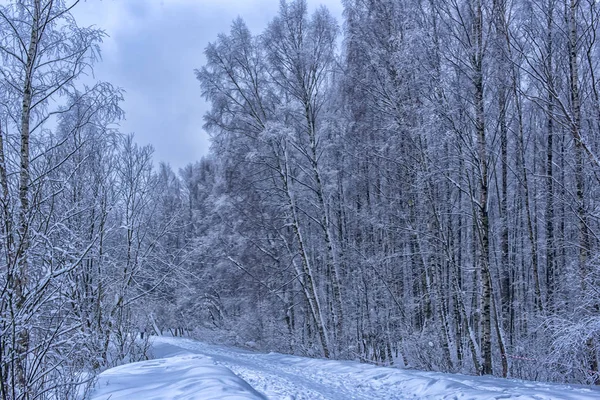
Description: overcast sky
xmin=72 ymin=0 xmax=344 ymax=171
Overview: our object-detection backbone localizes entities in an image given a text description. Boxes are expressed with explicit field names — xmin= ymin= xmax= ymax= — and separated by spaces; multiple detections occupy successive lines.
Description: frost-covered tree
xmin=0 ymin=2 xmax=183 ymax=397
xmin=188 ymin=0 xmax=600 ymax=385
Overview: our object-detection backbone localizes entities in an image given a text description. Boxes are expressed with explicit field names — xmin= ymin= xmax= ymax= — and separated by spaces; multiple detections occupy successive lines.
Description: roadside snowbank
xmin=89 ymin=353 xmax=265 ymax=400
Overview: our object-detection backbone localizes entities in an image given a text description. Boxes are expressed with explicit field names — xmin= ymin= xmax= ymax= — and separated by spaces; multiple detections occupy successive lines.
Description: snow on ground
xmin=90 ymin=336 xmax=600 ymax=400
xmin=89 ymin=352 xmax=265 ymax=400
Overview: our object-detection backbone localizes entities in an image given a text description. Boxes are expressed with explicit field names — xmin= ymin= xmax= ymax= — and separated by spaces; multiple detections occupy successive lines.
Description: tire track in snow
xmin=156 ymin=337 xmax=376 ymax=399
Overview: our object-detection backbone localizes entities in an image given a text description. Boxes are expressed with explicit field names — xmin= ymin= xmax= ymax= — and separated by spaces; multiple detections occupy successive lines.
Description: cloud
xmin=73 ymin=0 xmax=343 ymax=170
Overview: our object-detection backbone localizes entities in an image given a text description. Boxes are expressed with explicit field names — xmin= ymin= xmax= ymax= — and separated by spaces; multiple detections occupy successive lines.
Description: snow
xmin=90 ymin=336 xmax=600 ymax=400
xmin=89 ymin=352 xmax=265 ymax=399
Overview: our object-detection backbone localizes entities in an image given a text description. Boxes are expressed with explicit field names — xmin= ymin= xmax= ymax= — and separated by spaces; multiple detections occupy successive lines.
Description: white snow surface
xmin=89 ymin=336 xmax=600 ymax=400
xmin=89 ymin=352 xmax=264 ymax=400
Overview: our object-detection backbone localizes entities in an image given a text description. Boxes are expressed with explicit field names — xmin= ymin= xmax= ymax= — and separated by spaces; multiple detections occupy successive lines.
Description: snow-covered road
xmin=90 ymin=336 xmax=600 ymax=399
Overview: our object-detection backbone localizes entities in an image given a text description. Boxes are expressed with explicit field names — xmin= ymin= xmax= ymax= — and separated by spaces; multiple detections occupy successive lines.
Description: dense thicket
xmin=182 ymin=0 xmax=600 ymax=385
xmin=0 ymin=1 xmax=183 ymax=398
xmin=4 ymin=0 xmax=600 ymax=396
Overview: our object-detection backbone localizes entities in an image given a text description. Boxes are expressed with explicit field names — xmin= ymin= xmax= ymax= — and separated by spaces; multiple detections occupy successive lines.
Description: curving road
xmin=149 ymin=336 xmax=600 ymax=400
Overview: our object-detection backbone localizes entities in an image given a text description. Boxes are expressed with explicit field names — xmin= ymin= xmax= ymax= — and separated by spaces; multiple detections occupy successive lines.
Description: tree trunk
xmin=281 ymin=145 xmax=331 ymax=358
xmin=473 ymin=0 xmax=493 ymax=376
xmin=545 ymin=0 xmax=556 ymax=311
xmin=15 ymin=0 xmax=41 ymax=392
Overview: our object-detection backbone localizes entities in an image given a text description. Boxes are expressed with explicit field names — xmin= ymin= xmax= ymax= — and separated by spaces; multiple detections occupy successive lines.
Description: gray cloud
xmin=74 ymin=0 xmax=343 ymax=170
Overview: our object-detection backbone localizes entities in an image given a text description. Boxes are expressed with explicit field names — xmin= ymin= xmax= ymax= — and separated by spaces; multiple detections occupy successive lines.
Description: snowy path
xmin=90 ymin=336 xmax=600 ymax=400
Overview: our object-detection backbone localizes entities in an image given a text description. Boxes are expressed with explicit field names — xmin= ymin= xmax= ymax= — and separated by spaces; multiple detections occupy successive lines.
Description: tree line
xmin=3 ymin=0 xmax=600 ymax=398
xmin=186 ymin=0 xmax=600 ymax=385
xmin=0 ymin=1 xmax=184 ymax=398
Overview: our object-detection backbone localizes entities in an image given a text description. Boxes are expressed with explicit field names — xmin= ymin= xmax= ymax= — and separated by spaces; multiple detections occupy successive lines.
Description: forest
xmin=1 ymin=0 xmax=600 ymax=398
